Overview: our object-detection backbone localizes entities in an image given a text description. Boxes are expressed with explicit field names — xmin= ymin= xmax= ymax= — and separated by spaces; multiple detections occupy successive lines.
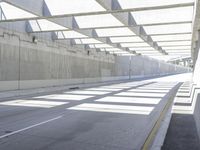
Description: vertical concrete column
xmin=186 ymin=60 xmax=189 ymax=67
xmin=18 ymin=37 xmax=21 ymax=90
xmin=193 ymin=30 xmax=200 ymax=85
xmin=0 ymin=7 xmax=2 ymax=20
xmin=0 ymin=6 xmax=5 ymax=20
xmin=129 ymin=56 xmax=132 ymax=80
xmin=183 ymin=61 xmax=186 ymax=67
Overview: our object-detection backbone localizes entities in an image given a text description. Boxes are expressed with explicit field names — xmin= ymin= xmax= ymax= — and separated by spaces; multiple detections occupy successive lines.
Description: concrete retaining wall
xmin=193 ymin=92 xmax=200 ymax=139
xmin=0 ymin=27 xmax=188 ymax=92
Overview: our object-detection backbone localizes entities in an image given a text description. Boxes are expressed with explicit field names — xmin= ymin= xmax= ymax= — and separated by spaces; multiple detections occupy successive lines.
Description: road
xmin=0 ymin=73 xmax=191 ymax=150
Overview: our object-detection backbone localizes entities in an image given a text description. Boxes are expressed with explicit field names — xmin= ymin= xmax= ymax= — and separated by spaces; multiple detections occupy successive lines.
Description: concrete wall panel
xmin=0 ymin=27 xmax=189 ymax=91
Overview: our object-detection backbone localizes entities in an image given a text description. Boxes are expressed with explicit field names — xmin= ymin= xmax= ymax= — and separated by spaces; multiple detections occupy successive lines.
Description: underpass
xmin=0 ymin=73 xmax=191 ymax=150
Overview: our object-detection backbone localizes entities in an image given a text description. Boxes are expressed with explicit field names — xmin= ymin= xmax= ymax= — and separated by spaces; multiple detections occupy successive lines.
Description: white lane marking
xmin=0 ymin=116 xmax=62 ymax=139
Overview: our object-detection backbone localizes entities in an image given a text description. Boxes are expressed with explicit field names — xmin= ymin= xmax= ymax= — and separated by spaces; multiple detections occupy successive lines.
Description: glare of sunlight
xmin=34 ymin=94 xmax=93 ymax=101
xmin=128 ymin=89 xmax=169 ymax=93
xmin=0 ymin=2 xmax=36 ymax=20
xmin=64 ymin=90 xmax=110 ymax=95
xmin=174 ymin=97 xmax=191 ymax=104
xmin=172 ymin=105 xmax=193 ymax=114
xmin=75 ymin=14 xmax=123 ymax=28
xmin=68 ymin=103 xmax=154 ymax=115
xmin=96 ymin=96 xmax=161 ymax=104
xmin=99 ymin=86 xmax=130 ymax=89
xmin=95 ymin=27 xmax=135 ymax=37
xmin=176 ymin=92 xmax=190 ymax=97
xmin=148 ymin=73 xmax=192 ymax=82
xmin=0 ymin=100 xmax=68 ymax=108
xmin=138 ymin=87 xmax=172 ymax=90
xmin=86 ymin=87 xmax=122 ymax=92
xmin=115 ymin=92 xmax=166 ymax=98
xmin=117 ymin=0 xmax=194 ymax=9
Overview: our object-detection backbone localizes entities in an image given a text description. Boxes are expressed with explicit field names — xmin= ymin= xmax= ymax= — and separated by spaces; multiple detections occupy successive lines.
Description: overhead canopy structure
xmin=0 ymin=0 xmax=194 ymax=61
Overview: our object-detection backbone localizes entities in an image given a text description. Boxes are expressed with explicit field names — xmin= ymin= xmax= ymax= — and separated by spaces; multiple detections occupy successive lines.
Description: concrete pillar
xmin=193 ymin=30 xmax=200 ymax=85
xmin=183 ymin=61 xmax=186 ymax=67
xmin=0 ymin=7 xmax=2 ymax=20
xmin=129 ymin=56 xmax=132 ymax=80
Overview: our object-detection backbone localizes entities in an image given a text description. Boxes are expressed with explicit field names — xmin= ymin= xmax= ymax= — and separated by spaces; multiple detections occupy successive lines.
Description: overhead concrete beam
xmin=2 ymin=0 xmax=193 ymax=56
xmin=150 ymin=32 xmax=192 ymax=36
xmin=0 ymin=0 xmax=194 ymax=22
xmin=4 ymin=0 xmax=122 ymax=52
xmin=95 ymin=0 xmax=165 ymax=54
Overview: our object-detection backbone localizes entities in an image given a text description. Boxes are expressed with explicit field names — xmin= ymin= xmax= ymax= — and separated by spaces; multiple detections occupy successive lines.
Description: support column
xmin=193 ymin=30 xmax=200 ymax=85
xmin=129 ymin=56 xmax=132 ymax=80
xmin=0 ymin=6 xmax=2 ymax=20
xmin=183 ymin=61 xmax=186 ymax=67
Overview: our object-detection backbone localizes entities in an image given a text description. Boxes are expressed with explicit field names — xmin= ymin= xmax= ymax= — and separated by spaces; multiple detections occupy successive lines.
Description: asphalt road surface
xmin=0 ymin=73 xmax=191 ymax=150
